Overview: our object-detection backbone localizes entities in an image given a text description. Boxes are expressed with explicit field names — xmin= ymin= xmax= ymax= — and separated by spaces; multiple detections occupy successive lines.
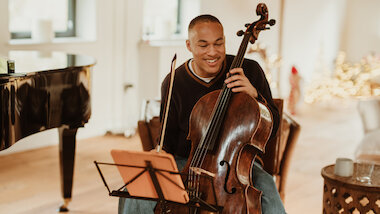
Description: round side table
xmin=321 ymin=163 xmax=380 ymax=214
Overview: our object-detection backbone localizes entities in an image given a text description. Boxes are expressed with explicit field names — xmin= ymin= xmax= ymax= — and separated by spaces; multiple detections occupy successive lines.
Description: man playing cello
xmin=119 ymin=14 xmax=286 ymax=214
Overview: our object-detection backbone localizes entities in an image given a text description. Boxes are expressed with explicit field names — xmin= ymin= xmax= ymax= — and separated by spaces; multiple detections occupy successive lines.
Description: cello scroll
xmin=236 ymin=3 xmax=276 ymax=45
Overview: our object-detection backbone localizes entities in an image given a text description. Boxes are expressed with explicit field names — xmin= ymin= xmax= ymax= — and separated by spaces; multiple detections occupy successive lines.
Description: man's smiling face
xmin=186 ymin=21 xmax=226 ymax=78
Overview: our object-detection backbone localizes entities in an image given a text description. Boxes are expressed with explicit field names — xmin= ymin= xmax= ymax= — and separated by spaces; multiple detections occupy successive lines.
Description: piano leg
xmin=58 ymin=126 xmax=78 ymax=212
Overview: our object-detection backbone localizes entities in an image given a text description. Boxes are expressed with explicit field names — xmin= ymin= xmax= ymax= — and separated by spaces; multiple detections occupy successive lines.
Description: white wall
xmin=341 ymin=0 xmax=380 ymax=62
xmin=281 ymin=0 xmax=347 ymax=86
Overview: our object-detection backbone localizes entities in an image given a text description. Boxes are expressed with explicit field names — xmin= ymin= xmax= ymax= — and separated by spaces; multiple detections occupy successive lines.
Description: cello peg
xmin=236 ymin=30 xmax=244 ymax=36
xmin=268 ymin=19 xmax=276 ymax=26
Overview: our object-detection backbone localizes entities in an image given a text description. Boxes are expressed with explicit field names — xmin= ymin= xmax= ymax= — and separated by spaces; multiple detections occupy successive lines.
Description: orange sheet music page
xmin=111 ymin=150 xmax=189 ymax=204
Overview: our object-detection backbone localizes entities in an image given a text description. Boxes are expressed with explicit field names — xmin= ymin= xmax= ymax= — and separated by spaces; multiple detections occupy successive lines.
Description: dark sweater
xmin=160 ymin=54 xmax=279 ymax=158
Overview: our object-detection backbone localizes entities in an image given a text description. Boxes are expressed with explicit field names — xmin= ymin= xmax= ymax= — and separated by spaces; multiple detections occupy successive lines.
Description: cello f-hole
xmin=220 ymin=160 xmax=237 ymax=194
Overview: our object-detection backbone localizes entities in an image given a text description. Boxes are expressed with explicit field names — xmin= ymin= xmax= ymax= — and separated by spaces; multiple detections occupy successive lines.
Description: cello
xmin=156 ymin=3 xmax=276 ymax=213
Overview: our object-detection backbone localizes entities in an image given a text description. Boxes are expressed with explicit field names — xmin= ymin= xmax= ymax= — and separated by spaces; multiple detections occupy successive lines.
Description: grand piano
xmin=0 ymin=50 xmax=95 ymax=211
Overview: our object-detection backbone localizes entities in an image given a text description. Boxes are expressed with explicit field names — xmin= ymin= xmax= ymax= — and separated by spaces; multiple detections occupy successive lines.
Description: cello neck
xmin=229 ymin=32 xmax=252 ymax=71
xmin=219 ymin=29 xmax=251 ymax=100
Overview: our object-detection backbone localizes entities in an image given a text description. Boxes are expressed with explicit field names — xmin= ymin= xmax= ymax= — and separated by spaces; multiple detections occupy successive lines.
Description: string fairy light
xmin=305 ymin=52 xmax=380 ymax=104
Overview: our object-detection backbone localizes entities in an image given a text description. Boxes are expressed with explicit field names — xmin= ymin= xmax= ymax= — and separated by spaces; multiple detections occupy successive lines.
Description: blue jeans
xmin=251 ymin=161 xmax=286 ymax=214
xmin=118 ymin=157 xmax=286 ymax=214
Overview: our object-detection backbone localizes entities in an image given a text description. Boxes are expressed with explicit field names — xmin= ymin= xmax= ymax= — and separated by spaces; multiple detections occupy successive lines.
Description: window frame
xmin=10 ymin=0 xmax=76 ymax=39
xmin=175 ymin=0 xmax=182 ymax=34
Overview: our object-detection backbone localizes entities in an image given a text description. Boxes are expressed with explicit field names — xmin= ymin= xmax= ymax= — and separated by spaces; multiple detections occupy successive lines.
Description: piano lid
xmin=0 ymin=50 xmax=96 ymax=76
xmin=0 ymin=50 xmax=95 ymax=151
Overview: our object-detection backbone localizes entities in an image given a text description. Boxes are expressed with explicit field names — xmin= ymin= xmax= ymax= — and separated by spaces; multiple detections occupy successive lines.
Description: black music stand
xmin=94 ymin=150 xmax=223 ymax=213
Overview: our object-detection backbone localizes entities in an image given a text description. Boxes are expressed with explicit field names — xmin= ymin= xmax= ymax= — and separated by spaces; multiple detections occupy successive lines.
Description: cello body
xmin=186 ymin=91 xmax=273 ymax=213
xmin=156 ymin=91 xmax=272 ymax=214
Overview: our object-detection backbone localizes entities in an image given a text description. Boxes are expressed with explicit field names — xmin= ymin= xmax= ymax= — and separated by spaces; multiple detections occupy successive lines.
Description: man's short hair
xmin=188 ymin=14 xmax=222 ymax=32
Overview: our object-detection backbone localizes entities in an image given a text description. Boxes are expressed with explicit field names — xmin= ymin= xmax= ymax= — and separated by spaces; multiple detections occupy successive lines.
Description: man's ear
xmin=186 ymin=40 xmax=192 ymax=52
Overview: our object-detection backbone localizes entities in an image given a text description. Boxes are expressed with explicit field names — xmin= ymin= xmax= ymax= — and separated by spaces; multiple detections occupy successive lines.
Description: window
xmin=9 ymin=0 xmax=76 ymax=39
xmin=142 ymin=0 xmax=181 ymax=40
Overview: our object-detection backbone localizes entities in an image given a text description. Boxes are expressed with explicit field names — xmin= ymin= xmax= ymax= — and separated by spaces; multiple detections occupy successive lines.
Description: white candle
xmin=334 ymin=158 xmax=354 ymax=177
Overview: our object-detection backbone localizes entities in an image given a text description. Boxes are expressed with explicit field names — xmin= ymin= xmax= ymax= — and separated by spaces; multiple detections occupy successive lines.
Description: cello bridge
xmin=189 ymin=167 xmax=215 ymax=178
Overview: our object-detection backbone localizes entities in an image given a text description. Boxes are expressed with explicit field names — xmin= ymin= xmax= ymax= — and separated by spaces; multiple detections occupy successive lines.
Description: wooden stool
xmin=321 ymin=163 xmax=380 ymax=214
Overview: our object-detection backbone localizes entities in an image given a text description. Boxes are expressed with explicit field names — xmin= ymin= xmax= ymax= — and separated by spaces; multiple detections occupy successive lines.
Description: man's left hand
xmin=225 ymin=68 xmax=258 ymax=99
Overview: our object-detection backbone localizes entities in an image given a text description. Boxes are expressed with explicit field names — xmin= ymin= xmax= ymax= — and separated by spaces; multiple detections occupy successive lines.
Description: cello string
xmin=207 ymin=87 xmax=231 ymax=146
xmin=188 ymin=31 xmax=251 ymax=200
xmin=191 ymin=33 xmax=248 ymax=195
xmin=189 ymin=96 xmax=224 ymax=196
xmin=193 ymin=85 xmax=230 ymax=169
xmin=230 ymin=33 xmax=250 ymax=72
xmin=190 ymin=31 xmax=249 ymax=166
xmin=195 ymin=84 xmax=232 ymax=165
xmin=191 ymin=85 xmax=232 ymax=198
xmin=187 ymin=86 xmax=225 ymax=198
xmin=190 ymin=84 xmax=228 ymax=168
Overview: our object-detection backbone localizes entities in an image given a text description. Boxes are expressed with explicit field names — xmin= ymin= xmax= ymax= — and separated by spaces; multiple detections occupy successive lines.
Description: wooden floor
xmin=0 ymin=101 xmax=365 ymax=214
xmin=0 ymin=134 xmax=143 ymax=214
